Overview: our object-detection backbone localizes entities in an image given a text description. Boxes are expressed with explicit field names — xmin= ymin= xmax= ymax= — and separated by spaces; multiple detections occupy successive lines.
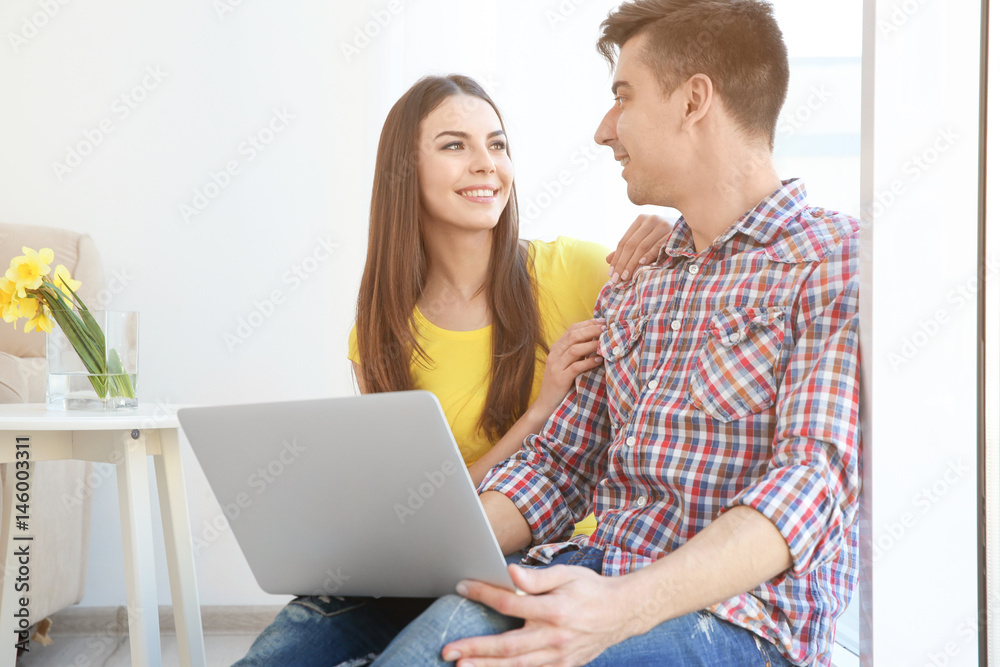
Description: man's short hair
xmin=597 ymin=0 xmax=790 ymax=149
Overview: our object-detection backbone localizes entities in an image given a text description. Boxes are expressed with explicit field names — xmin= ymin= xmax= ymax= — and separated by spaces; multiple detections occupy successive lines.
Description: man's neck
xmin=680 ymin=147 xmax=783 ymax=253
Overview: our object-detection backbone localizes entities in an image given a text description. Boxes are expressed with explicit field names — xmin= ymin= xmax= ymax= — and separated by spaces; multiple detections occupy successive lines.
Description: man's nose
xmin=595 ymin=106 xmax=618 ymax=147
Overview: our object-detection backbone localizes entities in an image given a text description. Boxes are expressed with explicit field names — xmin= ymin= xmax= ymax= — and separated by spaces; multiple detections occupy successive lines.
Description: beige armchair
xmin=0 ymin=222 xmax=101 ymax=637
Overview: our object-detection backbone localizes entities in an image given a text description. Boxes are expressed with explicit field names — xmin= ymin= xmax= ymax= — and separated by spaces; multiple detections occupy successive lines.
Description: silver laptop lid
xmin=178 ymin=391 xmax=515 ymax=597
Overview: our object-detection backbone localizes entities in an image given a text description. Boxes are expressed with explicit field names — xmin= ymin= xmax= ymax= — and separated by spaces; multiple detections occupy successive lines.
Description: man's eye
xmin=614 ymin=96 xmax=625 ymax=107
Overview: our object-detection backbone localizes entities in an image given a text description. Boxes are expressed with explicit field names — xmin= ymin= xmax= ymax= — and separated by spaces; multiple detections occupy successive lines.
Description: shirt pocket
xmin=688 ymin=306 xmax=786 ymax=423
xmin=599 ymin=316 xmax=648 ymax=416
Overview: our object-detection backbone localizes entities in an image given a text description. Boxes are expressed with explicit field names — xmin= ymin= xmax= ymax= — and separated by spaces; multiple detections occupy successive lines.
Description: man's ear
xmin=681 ymin=73 xmax=714 ymax=130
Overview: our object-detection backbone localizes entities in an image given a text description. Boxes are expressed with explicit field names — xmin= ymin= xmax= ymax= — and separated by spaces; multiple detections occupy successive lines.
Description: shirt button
xmin=728 ymin=333 xmax=742 ymax=344
xmin=612 ymin=345 xmax=622 ymax=356
xmin=636 ymin=495 xmax=648 ymax=508
xmin=648 ymin=379 xmax=658 ymax=390
xmin=625 ymin=436 xmax=636 ymax=447
xmin=687 ymin=264 xmax=699 ymax=275
xmin=670 ymin=320 xmax=681 ymax=331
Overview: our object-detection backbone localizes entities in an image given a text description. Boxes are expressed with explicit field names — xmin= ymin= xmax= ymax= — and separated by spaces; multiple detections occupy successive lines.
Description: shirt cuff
xmin=480 ymin=456 xmax=576 ymax=546
xmin=728 ymin=461 xmax=849 ymax=576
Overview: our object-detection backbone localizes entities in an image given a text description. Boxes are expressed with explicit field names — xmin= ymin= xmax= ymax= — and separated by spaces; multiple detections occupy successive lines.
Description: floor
xmin=17 ymin=633 xmax=257 ymax=666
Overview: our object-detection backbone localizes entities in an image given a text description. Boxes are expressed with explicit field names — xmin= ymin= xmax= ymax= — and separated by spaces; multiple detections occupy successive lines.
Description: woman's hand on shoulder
xmin=606 ymin=213 xmax=674 ymax=284
xmin=533 ymin=319 xmax=605 ymax=419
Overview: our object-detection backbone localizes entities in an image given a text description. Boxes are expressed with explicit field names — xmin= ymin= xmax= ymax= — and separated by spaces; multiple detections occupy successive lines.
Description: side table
xmin=0 ymin=404 xmax=206 ymax=667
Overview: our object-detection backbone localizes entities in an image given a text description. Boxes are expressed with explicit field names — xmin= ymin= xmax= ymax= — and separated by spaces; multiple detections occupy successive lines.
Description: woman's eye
xmin=491 ymin=141 xmax=506 ymax=150
xmin=614 ymin=96 xmax=625 ymax=108
xmin=443 ymin=142 xmax=463 ymax=150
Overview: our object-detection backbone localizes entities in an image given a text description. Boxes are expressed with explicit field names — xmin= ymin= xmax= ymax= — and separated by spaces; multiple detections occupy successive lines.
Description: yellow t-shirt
xmin=349 ymin=236 xmax=609 ymax=534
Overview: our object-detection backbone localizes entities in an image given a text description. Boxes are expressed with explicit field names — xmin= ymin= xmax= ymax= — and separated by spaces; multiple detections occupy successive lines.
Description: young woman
xmin=235 ymin=74 xmax=669 ymax=667
xmin=350 ymin=75 xmax=667 ymax=492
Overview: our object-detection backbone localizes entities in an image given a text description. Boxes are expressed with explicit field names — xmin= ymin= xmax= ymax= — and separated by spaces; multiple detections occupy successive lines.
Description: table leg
xmin=153 ymin=429 xmax=206 ymax=667
xmin=0 ymin=461 xmax=29 ymax=667
xmin=115 ymin=430 xmax=161 ymax=666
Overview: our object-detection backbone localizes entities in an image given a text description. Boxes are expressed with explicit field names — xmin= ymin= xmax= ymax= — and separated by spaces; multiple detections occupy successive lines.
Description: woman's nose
xmin=470 ymin=147 xmax=496 ymax=174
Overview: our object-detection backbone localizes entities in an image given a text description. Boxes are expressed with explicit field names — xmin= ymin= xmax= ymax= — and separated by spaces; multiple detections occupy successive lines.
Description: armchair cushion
xmin=0 ymin=352 xmax=26 ymax=403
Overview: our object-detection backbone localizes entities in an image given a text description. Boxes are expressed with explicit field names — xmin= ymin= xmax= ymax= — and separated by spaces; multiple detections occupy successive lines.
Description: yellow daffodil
xmin=2 ymin=246 xmax=135 ymax=401
xmin=0 ymin=278 xmax=16 ymax=322
xmin=6 ymin=247 xmax=54 ymax=298
xmin=25 ymin=304 xmax=54 ymax=334
xmin=52 ymin=265 xmax=82 ymax=301
xmin=3 ymin=293 xmax=39 ymax=327
xmin=14 ymin=295 xmax=37 ymax=320
xmin=1 ymin=281 xmax=34 ymax=325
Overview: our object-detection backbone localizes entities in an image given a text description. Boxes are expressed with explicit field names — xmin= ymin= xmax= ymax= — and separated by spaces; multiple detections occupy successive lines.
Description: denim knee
xmin=235 ymin=595 xmax=420 ymax=667
xmin=372 ymin=595 xmax=522 ymax=665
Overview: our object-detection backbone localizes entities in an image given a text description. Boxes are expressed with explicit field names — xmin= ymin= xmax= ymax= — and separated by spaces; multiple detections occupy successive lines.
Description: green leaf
xmin=106 ymin=348 xmax=135 ymax=398
xmin=46 ymin=278 xmax=105 ymax=354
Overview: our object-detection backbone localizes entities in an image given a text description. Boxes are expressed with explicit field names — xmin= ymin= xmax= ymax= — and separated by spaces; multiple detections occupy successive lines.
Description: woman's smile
xmin=456 ymin=185 xmax=501 ymax=203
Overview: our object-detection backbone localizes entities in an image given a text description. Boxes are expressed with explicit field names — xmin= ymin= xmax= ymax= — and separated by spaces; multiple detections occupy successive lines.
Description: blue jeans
xmin=232 ymin=594 xmax=433 ymax=666
xmin=234 ymin=547 xmax=791 ymax=666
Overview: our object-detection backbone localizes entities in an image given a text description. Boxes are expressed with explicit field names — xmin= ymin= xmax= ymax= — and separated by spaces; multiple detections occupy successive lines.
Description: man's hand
xmin=441 ymin=564 xmax=635 ymax=667
xmin=606 ymin=213 xmax=674 ymax=284
xmin=445 ymin=506 xmax=792 ymax=666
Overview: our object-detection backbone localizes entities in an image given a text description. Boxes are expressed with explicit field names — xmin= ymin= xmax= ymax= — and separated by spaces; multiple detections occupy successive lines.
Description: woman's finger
xmin=614 ymin=226 xmax=657 ymax=280
xmin=606 ymin=216 xmax=645 ymax=273
xmin=563 ymin=339 xmax=601 ymax=359
xmin=609 ymin=215 xmax=674 ymax=282
xmin=616 ymin=219 xmax=672 ymax=281
xmin=567 ymin=357 xmax=604 ymax=376
xmin=625 ymin=222 xmax=670 ymax=273
xmin=560 ymin=324 xmax=606 ymax=344
xmin=549 ymin=339 xmax=600 ymax=368
xmin=564 ymin=317 xmax=606 ymax=332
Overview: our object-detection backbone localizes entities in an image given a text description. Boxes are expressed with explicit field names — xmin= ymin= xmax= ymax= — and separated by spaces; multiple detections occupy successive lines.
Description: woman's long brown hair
xmin=355 ymin=75 xmax=547 ymax=443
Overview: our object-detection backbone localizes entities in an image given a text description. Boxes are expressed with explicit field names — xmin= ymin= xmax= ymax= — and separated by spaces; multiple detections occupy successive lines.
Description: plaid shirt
xmin=481 ymin=180 xmax=860 ymax=666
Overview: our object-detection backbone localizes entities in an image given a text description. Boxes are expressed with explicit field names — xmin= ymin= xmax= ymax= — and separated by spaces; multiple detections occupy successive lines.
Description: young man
xmin=372 ymin=1 xmax=860 ymax=666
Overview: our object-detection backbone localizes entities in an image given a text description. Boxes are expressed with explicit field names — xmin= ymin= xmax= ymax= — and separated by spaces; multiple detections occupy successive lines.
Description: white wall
xmin=1 ymin=0 xmax=391 ymax=608
xmin=860 ymin=0 xmax=982 ymax=664
xmin=0 ymin=0 xmax=865 ymax=614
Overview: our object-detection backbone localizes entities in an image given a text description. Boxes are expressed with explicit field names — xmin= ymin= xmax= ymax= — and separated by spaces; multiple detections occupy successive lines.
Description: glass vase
xmin=46 ymin=310 xmax=139 ymax=411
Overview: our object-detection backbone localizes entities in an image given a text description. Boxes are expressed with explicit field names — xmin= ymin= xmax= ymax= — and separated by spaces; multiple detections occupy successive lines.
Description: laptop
xmin=177 ymin=391 xmax=516 ymax=598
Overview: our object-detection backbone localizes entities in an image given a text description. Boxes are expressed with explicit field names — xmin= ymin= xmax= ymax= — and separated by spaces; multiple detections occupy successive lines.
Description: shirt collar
xmin=657 ymin=179 xmax=809 ymax=261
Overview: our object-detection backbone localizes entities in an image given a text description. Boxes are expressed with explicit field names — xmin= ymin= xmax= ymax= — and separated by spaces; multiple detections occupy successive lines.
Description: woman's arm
xmin=467 ymin=318 xmax=605 ymax=486
xmin=466 ymin=397 xmax=552 ymax=487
